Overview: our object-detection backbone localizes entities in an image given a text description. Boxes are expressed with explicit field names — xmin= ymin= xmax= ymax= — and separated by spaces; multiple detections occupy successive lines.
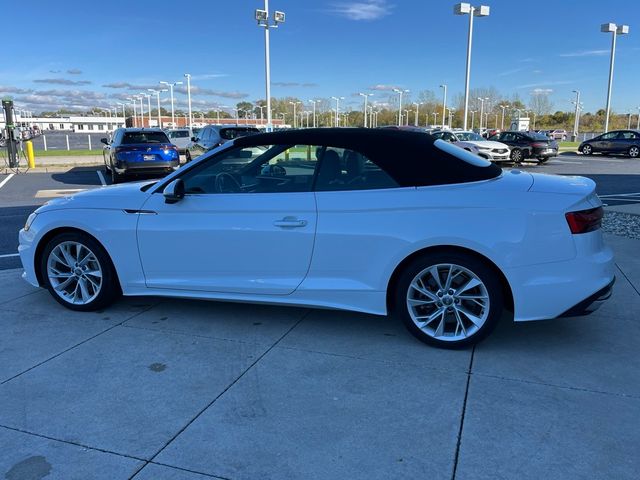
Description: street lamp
xmin=148 ymin=88 xmax=168 ymax=129
xmin=413 ymin=102 xmax=423 ymax=126
xmin=256 ymin=1 xmax=285 ymax=132
xmin=601 ymin=22 xmax=629 ymax=132
xmin=331 ymin=96 xmax=344 ymax=127
xmin=392 ymin=88 xmax=409 ymax=126
xmin=309 ymin=99 xmax=321 ymax=128
xmin=499 ymin=103 xmax=509 ymax=130
xmin=432 ymin=112 xmax=439 ymax=125
xmin=637 ymin=106 xmax=640 ymax=130
xmin=116 ymin=102 xmax=126 ymax=125
xmin=127 ymin=98 xmax=137 ymax=127
xmin=571 ymin=90 xmax=581 ymax=139
xmin=358 ymin=93 xmax=373 ymax=127
xmin=140 ymin=93 xmax=152 ymax=127
xmin=159 ymin=81 xmax=183 ymax=127
xmin=447 ymin=108 xmax=455 ymax=128
xmin=184 ymin=73 xmax=193 ymax=131
xmin=439 ymin=84 xmax=447 ymax=128
xmin=289 ymin=101 xmax=301 ymax=128
xmin=454 ymin=3 xmax=490 ymax=130
xmin=477 ymin=96 xmax=488 ymax=129
xmin=470 ymin=110 xmax=476 ymax=129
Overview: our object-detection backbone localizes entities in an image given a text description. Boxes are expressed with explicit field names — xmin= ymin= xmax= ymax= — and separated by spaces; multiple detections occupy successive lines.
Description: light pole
xmin=439 ymin=84 xmax=447 ymax=128
xmin=331 ymin=96 xmax=344 ymax=127
xmin=470 ymin=110 xmax=476 ymax=129
xmin=127 ymin=98 xmax=137 ymax=127
xmin=637 ymin=106 xmax=640 ymax=130
xmin=413 ymin=102 xmax=423 ymax=126
xmin=454 ymin=3 xmax=490 ymax=130
xmin=256 ymin=2 xmax=285 ymax=132
xmin=477 ymin=96 xmax=488 ymax=129
xmin=255 ymin=105 xmax=266 ymax=125
xmin=140 ymin=93 xmax=152 ymax=127
xmin=499 ymin=103 xmax=509 ymax=130
xmin=628 ymin=111 xmax=633 ymax=129
xmin=116 ymin=102 xmax=126 ymax=125
xmin=358 ymin=93 xmax=373 ymax=127
xmin=184 ymin=73 xmax=193 ymax=131
xmin=289 ymin=101 xmax=301 ymax=128
xmin=309 ymin=99 xmax=320 ymax=127
xmin=432 ymin=112 xmax=439 ymax=125
xmin=447 ymin=108 xmax=455 ymax=128
xmin=159 ymin=81 xmax=182 ymax=127
xmin=148 ymin=88 xmax=167 ymax=129
xmin=393 ymin=88 xmax=409 ymax=126
xmin=601 ymin=23 xmax=629 ymax=133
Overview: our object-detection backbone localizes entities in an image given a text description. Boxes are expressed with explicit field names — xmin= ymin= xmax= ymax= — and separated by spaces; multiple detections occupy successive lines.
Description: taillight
xmin=565 ymin=207 xmax=604 ymax=234
xmin=531 ymin=142 xmax=547 ymax=148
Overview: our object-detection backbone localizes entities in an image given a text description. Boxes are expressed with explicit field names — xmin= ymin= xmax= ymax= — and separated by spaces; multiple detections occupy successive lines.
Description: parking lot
xmin=1 ymin=152 xmax=639 ymax=479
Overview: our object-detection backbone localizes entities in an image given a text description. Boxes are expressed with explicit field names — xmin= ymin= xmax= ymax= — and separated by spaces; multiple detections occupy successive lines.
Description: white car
xmin=18 ymin=129 xmax=615 ymax=348
xmin=166 ymin=128 xmax=191 ymax=154
xmin=432 ymin=130 xmax=511 ymax=162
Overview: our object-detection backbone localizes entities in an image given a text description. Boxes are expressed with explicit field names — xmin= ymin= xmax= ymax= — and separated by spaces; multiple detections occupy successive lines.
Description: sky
xmin=2 ymin=0 xmax=639 ymax=115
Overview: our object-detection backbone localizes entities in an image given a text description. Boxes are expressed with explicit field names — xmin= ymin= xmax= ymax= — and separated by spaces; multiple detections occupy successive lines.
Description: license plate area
xmin=143 ymin=154 xmax=155 ymax=161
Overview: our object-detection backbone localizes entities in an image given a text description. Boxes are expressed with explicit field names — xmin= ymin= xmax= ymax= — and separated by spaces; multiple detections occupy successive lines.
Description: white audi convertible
xmin=19 ymin=128 xmax=615 ymax=348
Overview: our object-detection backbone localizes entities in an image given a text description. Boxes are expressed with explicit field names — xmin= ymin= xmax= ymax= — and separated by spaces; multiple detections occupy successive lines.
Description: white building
xmin=1 ymin=115 xmax=125 ymax=133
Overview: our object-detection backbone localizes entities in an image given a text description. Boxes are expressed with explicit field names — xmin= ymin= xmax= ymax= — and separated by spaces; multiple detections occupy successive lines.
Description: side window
xmin=431 ymin=132 xmax=445 ymax=140
xmin=619 ymin=131 xmax=636 ymax=139
xmin=601 ymin=132 xmax=617 ymax=140
xmin=501 ymin=133 xmax=514 ymax=142
xmin=315 ymin=147 xmax=399 ymax=192
xmin=180 ymin=144 xmax=320 ymax=194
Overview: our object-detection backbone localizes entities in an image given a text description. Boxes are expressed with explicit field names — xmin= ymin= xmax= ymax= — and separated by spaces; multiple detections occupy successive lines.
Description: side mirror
xmin=163 ymin=179 xmax=185 ymax=204
xmin=100 ymin=137 xmax=109 ymax=145
xmin=191 ymin=137 xmax=198 ymax=142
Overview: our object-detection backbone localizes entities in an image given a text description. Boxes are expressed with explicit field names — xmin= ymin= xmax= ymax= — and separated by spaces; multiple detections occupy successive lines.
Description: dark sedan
xmin=488 ymin=131 xmax=558 ymax=164
xmin=102 ymin=128 xmax=180 ymax=183
xmin=579 ymin=130 xmax=640 ymax=158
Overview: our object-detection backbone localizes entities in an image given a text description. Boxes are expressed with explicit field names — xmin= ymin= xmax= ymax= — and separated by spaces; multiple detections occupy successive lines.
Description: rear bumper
xmin=558 ymin=277 xmax=615 ymax=317
xmin=115 ymin=160 xmax=179 ymax=174
xmin=532 ymin=147 xmax=558 ymax=158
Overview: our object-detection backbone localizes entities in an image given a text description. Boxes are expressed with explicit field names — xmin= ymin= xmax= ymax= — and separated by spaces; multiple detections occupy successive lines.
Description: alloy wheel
xmin=47 ymin=241 xmax=103 ymax=305
xmin=582 ymin=145 xmax=592 ymax=155
xmin=406 ymin=263 xmax=490 ymax=342
xmin=629 ymin=146 xmax=639 ymax=158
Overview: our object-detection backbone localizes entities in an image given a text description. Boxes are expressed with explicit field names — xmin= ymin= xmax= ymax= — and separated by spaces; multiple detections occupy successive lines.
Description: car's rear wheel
xmin=394 ymin=251 xmax=503 ymax=348
xmin=185 ymin=150 xmax=192 ymax=163
xmin=628 ymin=146 xmax=639 ymax=158
xmin=510 ymin=148 xmax=523 ymax=163
xmin=581 ymin=144 xmax=593 ymax=155
xmin=40 ymin=232 xmax=120 ymax=311
xmin=537 ymin=156 xmax=549 ymax=163
xmin=111 ymin=167 xmax=121 ymax=184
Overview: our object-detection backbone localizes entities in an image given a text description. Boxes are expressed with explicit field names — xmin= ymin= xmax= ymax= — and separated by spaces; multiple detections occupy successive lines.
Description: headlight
xmin=24 ymin=212 xmax=37 ymax=232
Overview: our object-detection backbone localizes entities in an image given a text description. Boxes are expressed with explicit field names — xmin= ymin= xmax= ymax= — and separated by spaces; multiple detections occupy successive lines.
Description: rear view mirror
xmin=163 ymin=179 xmax=185 ymax=204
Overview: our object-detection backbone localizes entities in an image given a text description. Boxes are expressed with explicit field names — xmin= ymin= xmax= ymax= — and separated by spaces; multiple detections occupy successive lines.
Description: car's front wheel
xmin=510 ymin=148 xmax=523 ymax=163
xmin=394 ymin=251 xmax=504 ymax=348
xmin=628 ymin=146 xmax=639 ymax=158
xmin=581 ymin=144 xmax=593 ymax=155
xmin=40 ymin=232 xmax=120 ymax=311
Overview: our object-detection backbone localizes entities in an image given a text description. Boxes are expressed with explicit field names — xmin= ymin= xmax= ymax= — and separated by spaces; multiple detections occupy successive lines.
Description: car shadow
xmin=51 ymin=167 xmax=104 ymax=186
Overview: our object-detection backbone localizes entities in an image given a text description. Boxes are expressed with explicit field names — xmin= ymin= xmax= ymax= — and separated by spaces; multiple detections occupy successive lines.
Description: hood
xmin=36 ymin=181 xmax=154 ymax=213
xmin=459 ymin=140 xmax=509 ymax=149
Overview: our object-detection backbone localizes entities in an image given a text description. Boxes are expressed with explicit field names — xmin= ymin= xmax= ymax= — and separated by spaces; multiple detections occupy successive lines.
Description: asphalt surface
xmin=0 ymin=152 xmax=638 ymax=272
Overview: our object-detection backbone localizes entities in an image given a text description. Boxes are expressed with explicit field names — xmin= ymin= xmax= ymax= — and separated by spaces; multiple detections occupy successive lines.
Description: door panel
xmin=136 ymin=192 xmax=317 ymax=294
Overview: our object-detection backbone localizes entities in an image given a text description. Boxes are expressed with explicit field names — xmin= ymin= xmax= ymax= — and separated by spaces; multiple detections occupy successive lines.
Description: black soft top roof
xmin=234 ymin=128 xmax=501 ymax=187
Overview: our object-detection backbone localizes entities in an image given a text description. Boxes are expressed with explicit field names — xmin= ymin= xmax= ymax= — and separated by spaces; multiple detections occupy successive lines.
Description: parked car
xmin=579 ymin=130 xmax=640 ymax=158
xmin=547 ymin=129 xmax=568 ymax=141
xmin=20 ymin=128 xmax=614 ymax=349
xmin=166 ymin=129 xmax=191 ymax=154
xmin=431 ymin=130 xmax=511 ymax=163
xmin=488 ymin=130 xmax=558 ymax=163
xmin=101 ymin=128 xmax=180 ymax=184
xmin=186 ymin=125 xmax=259 ymax=162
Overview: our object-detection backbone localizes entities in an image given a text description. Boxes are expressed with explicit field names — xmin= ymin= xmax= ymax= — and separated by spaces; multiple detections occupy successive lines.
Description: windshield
xmin=122 ymin=132 xmax=170 ymax=144
xmin=456 ymin=132 xmax=484 ymax=141
xmin=528 ymin=133 xmax=551 ymax=141
xmin=219 ymin=127 xmax=259 ymax=140
xmin=167 ymin=130 xmax=189 ymax=138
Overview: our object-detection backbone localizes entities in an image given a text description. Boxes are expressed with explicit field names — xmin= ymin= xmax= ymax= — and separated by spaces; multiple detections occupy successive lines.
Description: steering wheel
xmin=214 ymin=172 xmax=242 ymax=193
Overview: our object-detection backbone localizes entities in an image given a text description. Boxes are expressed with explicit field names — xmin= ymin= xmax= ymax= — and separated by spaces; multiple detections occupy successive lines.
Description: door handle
xmin=273 ymin=217 xmax=307 ymax=228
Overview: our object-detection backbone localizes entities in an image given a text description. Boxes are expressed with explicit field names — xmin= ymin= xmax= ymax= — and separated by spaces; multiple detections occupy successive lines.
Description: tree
xmin=529 ymin=92 xmax=553 ymax=117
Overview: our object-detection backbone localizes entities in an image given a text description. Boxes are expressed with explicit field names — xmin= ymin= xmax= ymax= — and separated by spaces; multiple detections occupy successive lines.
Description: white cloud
xmin=329 ymin=0 xmax=393 ymax=21
xmin=516 ymin=80 xmax=573 ymax=89
xmin=368 ymin=84 xmax=400 ymax=91
xmin=531 ymin=88 xmax=553 ymax=95
xmin=559 ymin=49 xmax=608 ymax=57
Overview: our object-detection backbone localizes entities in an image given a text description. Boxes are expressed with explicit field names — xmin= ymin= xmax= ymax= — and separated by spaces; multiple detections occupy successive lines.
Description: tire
xmin=537 ymin=157 xmax=549 ymax=164
xmin=581 ymin=144 xmax=593 ymax=155
xmin=110 ymin=167 xmax=121 ymax=184
xmin=510 ymin=148 xmax=523 ymax=164
xmin=185 ymin=150 xmax=192 ymax=163
xmin=40 ymin=232 xmax=121 ymax=311
xmin=394 ymin=251 xmax=504 ymax=349
xmin=628 ymin=146 xmax=640 ymax=158
xmin=562 ymin=135 xmax=567 ymax=141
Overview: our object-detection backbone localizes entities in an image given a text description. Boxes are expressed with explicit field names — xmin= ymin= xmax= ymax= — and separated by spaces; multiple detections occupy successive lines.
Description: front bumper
xmin=558 ymin=277 xmax=615 ymax=317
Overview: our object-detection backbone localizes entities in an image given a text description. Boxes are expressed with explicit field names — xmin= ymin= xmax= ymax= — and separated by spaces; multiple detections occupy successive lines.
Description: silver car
xmin=166 ymin=129 xmax=191 ymax=154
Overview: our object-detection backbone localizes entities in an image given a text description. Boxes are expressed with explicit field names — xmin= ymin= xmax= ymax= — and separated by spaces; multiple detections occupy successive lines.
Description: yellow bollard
xmin=25 ymin=140 xmax=35 ymax=168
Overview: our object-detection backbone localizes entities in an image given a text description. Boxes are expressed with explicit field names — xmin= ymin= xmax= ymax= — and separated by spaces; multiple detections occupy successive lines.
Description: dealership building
xmin=0 ymin=115 xmax=126 ymax=133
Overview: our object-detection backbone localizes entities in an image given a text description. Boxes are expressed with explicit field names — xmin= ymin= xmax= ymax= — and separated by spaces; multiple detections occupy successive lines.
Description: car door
xmin=136 ymin=143 xmax=319 ymax=295
xmin=595 ymin=132 xmax=616 ymax=153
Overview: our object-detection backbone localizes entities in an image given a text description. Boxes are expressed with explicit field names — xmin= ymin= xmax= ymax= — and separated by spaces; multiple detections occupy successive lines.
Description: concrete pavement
xmin=0 ymin=235 xmax=638 ymax=479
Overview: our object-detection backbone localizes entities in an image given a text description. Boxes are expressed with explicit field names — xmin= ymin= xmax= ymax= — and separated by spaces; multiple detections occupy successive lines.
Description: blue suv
xmin=101 ymin=128 xmax=180 ymax=183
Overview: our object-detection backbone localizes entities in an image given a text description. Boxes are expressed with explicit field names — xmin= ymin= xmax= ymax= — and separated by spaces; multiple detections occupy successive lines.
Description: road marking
xmin=96 ymin=170 xmax=107 ymax=186
xmin=600 ymin=192 xmax=640 ymax=198
xmin=552 ymin=160 xmax=583 ymax=164
xmin=0 ymin=173 xmax=15 ymax=189
xmin=35 ymin=188 xmax=85 ymax=198
xmin=0 ymin=253 xmax=20 ymax=259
